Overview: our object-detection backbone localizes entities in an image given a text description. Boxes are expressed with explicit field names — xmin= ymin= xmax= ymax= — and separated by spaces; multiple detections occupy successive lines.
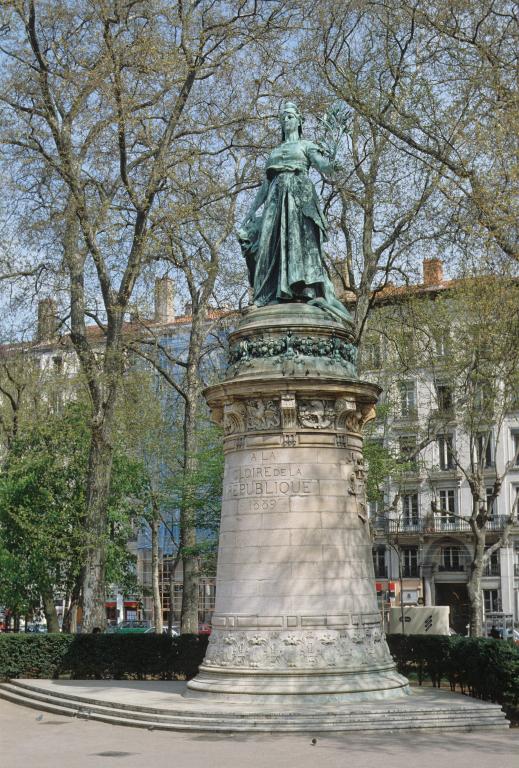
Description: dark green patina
xmin=228 ymin=332 xmax=357 ymax=370
xmin=237 ymin=102 xmax=353 ymax=327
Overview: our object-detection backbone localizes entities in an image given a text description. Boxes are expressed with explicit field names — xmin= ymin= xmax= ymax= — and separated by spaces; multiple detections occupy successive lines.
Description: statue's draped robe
xmin=238 ymin=140 xmax=351 ymax=324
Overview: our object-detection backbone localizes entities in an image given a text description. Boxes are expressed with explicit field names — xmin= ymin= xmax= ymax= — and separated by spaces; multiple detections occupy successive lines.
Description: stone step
xmin=0 ymin=681 xmax=508 ymax=733
xmin=5 ymin=678 xmax=504 ymax=719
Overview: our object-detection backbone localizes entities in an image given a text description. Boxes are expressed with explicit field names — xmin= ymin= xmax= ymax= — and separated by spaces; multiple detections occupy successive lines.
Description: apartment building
xmin=360 ymin=259 xmax=519 ymax=636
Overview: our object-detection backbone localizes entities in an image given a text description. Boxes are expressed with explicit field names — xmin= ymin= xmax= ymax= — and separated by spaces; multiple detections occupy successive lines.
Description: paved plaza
xmin=1 ymin=697 xmax=518 ymax=768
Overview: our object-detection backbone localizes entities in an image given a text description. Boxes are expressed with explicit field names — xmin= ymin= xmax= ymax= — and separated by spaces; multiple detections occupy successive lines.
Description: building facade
xmin=360 ymin=260 xmax=519 ymax=636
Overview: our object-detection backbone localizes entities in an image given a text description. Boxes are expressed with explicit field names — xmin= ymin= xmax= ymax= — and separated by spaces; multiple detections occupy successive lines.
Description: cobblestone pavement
xmin=1 ymin=698 xmax=518 ymax=768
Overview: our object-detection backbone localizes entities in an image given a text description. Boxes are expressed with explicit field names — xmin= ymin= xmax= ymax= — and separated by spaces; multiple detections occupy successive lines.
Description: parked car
xmin=106 ymin=620 xmax=153 ymax=634
xmin=25 ymin=624 xmax=48 ymax=633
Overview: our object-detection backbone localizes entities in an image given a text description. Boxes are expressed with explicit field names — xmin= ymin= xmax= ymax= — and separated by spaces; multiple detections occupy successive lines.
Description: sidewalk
xmin=1 ymin=698 xmax=518 ymax=768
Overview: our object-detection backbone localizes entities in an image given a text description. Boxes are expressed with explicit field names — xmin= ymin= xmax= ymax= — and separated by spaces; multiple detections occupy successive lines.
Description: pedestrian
xmin=489 ymin=625 xmax=501 ymax=639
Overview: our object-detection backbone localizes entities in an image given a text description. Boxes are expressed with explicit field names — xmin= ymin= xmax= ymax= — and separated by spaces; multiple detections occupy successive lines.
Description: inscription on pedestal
xmin=225 ymin=454 xmax=317 ymax=508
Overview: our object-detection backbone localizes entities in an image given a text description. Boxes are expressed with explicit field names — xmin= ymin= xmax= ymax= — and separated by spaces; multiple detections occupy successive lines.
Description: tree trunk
xmin=180 ymin=385 xmax=201 ymax=635
xmin=151 ymin=513 xmax=163 ymax=634
xmin=41 ymin=588 xmax=60 ymax=633
xmin=81 ymin=425 xmax=114 ymax=632
xmin=62 ymin=570 xmax=83 ymax=634
xmin=166 ymin=552 xmax=181 ymax=635
xmin=467 ymin=535 xmax=486 ymax=636
xmin=168 ymin=567 xmax=175 ymax=635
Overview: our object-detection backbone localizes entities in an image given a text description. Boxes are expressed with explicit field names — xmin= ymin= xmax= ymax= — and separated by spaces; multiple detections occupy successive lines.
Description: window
xmin=438 ymin=434 xmax=455 ymax=470
xmin=483 ymin=549 xmax=500 ymax=576
xmin=369 ymin=500 xmax=385 ymax=529
xmin=400 ymin=331 xmax=416 ymax=364
xmin=399 ymin=381 xmax=417 ymax=418
xmin=511 ymin=430 xmax=519 ymax=466
xmin=434 ymin=329 xmax=450 ymax=357
xmin=438 ymin=489 xmax=456 ymax=523
xmin=475 ymin=432 xmax=493 ymax=469
xmin=513 ymin=487 xmax=519 ymax=517
xmin=486 ymin=487 xmax=496 ymax=518
xmin=402 ymin=493 xmax=419 ymax=527
xmin=440 ymin=546 xmax=464 ymax=571
xmin=402 ymin=547 xmax=419 ymax=577
xmin=363 ymin=338 xmax=382 ymax=369
xmin=52 ymin=355 xmax=63 ymax=373
xmin=399 ymin=436 xmax=418 ymax=471
xmin=484 ymin=589 xmax=501 ymax=613
xmin=436 ymin=383 xmax=453 ymax=413
xmin=373 ymin=546 xmax=387 ymax=578
xmin=474 ymin=383 xmax=493 ymax=411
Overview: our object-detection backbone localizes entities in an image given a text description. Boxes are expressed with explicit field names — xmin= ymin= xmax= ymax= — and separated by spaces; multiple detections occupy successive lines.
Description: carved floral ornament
xmin=298 ymin=399 xmax=335 ymax=429
xmin=228 ymin=332 xmax=357 ymax=371
xmin=221 ymin=396 xmax=376 ymax=434
xmin=203 ymin=627 xmax=390 ymax=670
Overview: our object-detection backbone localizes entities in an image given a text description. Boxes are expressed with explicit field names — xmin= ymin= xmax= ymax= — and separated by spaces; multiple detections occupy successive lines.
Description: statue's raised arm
xmin=237 ymin=102 xmax=352 ymax=326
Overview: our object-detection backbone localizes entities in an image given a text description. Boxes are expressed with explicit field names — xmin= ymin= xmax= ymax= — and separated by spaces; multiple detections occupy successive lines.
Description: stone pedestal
xmin=186 ymin=304 xmax=408 ymax=703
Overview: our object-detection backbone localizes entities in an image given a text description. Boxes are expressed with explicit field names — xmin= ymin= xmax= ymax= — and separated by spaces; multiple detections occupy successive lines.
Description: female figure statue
xmin=237 ymin=102 xmax=352 ymax=325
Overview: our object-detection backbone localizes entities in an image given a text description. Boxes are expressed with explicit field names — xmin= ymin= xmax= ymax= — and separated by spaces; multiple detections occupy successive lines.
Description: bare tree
xmin=304 ymin=1 xmax=519 ymax=264
xmin=0 ymin=0 xmax=293 ymax=630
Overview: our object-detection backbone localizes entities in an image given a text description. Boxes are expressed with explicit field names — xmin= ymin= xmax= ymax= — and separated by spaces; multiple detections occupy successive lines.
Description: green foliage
xmin=116 ymin=371 xmax=224 ymax=570
xmin=0 ymin=402 xmax=88 ymax=613
xmin=0 ymin=401 xmax=146 ymax=614
xmin=0 ymin=633 xmax=209 ymax=681
xmin=388 ymin=634 xmax=519 ymax=715
xmin=363 ymin=435 xmax=400 ymax=503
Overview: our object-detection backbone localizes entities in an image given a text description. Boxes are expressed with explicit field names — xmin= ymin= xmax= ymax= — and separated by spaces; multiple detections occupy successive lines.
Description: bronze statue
xmin=237 ymin=102 xmax=352 ymax=325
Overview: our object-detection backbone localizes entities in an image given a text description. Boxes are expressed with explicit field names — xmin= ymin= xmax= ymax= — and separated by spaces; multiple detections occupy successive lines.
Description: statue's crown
xmin=280 ymin=101 xmax=303 ymax=122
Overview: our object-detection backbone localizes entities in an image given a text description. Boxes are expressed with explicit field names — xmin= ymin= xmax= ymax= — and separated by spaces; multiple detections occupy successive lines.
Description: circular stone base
xmin=185 ymin=664 xmax=409 ymax=704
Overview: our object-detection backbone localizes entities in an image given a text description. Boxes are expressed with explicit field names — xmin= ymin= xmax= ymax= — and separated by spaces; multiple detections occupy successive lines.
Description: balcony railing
xmin=437 ymin=561 xmax=468 ymax=572
xmin=483 ymin=562 xmax=500 ymax=577
xmin=373 ymin=515 xmax=510 ymax=535
xmin=402 ymin=566 xmax=420 ymax=578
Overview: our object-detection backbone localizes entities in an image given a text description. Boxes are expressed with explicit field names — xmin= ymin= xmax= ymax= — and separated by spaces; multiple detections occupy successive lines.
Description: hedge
xmin=1 ymin=633 xmax=518 ymax=717
xmin=387 ymin=634 xmax=519 ymax=715
xmin=0 ymin=633 xmax=209 ymax=680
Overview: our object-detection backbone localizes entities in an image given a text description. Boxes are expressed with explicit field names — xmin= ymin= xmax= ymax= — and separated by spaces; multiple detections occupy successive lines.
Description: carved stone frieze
xmin=223 ymin=402 xmax=247 ymax=435
xmin=298 ymin=399 xmax=335 ymax=430
xmin=246 ymin=399 xmax=281 ymax=431
xmin=335 ymin=397 xmax=357 ymax=430
xmin=347 ymin=453 xmax=368 ymax=523
xmin=203 ymin=626 xmax=391 ymax=671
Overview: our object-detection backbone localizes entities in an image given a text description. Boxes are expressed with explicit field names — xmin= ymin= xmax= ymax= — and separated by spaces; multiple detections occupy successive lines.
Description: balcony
xmin=483 ymin=561 xmax=500 ymax=577
xmin=402 ymin=566 xmax=420 ymax=578
xmin=373 ymin=515 xmax=509 ymax=536
xmin=374 ymin=519 xmax=423 ymax=535
xmin=437 ymin=562 xmax=468 ymax=572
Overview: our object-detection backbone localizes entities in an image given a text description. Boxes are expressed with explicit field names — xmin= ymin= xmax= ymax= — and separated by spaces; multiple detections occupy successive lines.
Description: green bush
xmin=2 ymin=632 xmax=517 ymax=719
xmin=387 ymin=634 xmax=519 ymax=714
xmin=0 ymin=633 xmax=209 ymax=680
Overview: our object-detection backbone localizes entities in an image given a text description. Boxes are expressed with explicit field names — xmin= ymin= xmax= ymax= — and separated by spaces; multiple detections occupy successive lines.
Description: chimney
xmin=154 ymin=277 xmax=175 ymax=323
xmin=37 ymin=298 xmax=59 ymax=342
xmin=423 ymin=258 xmax=444 ymax=287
